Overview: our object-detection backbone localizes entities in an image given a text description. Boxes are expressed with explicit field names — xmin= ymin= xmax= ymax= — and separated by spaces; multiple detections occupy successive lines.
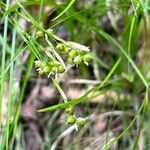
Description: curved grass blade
xmin=52 ymin=78 xmax=68 ymax=102
xmin=38 ymin=57 xmax=121 ymax=112
xmin=52 ymin=0 xmax=76 ymax=21
xmin=132 ymin=87 xmax=149 ymax=150
xmin=98 ymin=29 xmax=148 ymax=88
xmin=5 ymin=23 xmax=17 ymax=150
xmin=10 ymin=2 xmax=44 ymax=147
xmin=5 ymin=0 xmax=58 ymax=16
xmin=0 ymin=0 xmax=10 ymax=128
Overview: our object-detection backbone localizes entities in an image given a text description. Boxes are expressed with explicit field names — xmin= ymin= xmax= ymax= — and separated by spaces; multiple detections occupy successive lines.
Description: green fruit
xmin=83 ymin=54 xmax=93 ymax=61
xmin=40 ymin=62 xmax=47 ymax=68
xmin=38 ymin=69 xmax=44 ymax=75
xmin=65 ymin=106 xmax=74 ymax=115
xmin=68 ymin=50 xmax=77 ymax=59
xmin=36 ymin=30 xmax=44 ymax=38
xmin=78 ymin=50 xmax=86 ymax=55
xmin=53 ymin=60 xmax=61 ymax=67
xmin=74 ymin=55 xmax=82 ymax=65
xmin=48 ymin=61 xmax=55 ymax=67
xmin=76 ymin=117 xmax=85 ymax=127
xmin=35 ymin=60 xmax=42 ymax=68
xmin=51 ymin=66 xmax=57 ymax=72
xmin=64 ymin=47 xmax=71 ymax=54
xmin=43 ymin=66 xmax=50 ymax=73
xmin=67 ymin=58 xmax=73 ymax=64
xmin=66 ymin=115 xmax=76 ymax=124
xmin=58 ymin=65 xmax=65 ymax=73
xmin=46 ymin=29 xmax=54 ymax=36
xmin=56 ymin=43 xmax=65 ymax=51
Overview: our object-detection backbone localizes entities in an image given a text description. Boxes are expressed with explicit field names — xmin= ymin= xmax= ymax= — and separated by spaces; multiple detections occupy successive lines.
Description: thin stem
xmin=52 ymin=78 xmax=68 ymax=102
xmin=127 ymin=15 xmax=136 ymax=73
xmin=0 ymin=0 xmax=10 ymax=130
xmin=6 ymin=22 xmax=17 ymax=150
xmin=11 ymin=54 xmax=35 ymax=148
xmin=132 ymin=87 xmax=149 ymax=150
xmin=10 ymin=1 xmax=44 ymax=147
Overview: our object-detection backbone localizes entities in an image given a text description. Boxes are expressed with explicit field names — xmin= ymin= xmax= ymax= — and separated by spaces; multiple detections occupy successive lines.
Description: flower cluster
xmin=35 ymin=30 xmax=90 ymax=128
xmin=35 ymin=30 xmax=93 ymax=77
xmin=65 ymin=105 xmax=86 ymax=127
xmin=35 ymin=59 xmax=65 ymax=76
xmin=56 ymin=43 xmax=93 ymax=66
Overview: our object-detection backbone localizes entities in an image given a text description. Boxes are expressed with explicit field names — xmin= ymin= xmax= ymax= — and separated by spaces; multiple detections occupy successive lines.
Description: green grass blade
xmin=10 ymin=2 xmax=44 ymax=147
xmin=10 ymin=53 xmax=35 ymax=148
xmin=0 ymin=0 xmax=10 ymax=129
xmin=98 ymin=29 xmax=148 ymax=88
xmin=5 ymin=0 xmax=58 ymax=16
xmin=52 ymin=0 xmax=76 ymax=21
xmin=5 ymin=22 xmax=17 ymax=150
xmin=38 ymin=57 xmax=121 ymax=112
xmin=0 ymin=46 xmax=27 ymax=84
xmin=127 ymin=15 xmax=136 ymax=72
xmin=132 ymin=87 xmax=149 ymax=150
xmin=52 ymin=78 xmax=68 ymax=102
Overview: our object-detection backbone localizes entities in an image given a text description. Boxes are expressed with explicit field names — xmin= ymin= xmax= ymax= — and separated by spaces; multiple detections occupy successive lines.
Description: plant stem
xmin=0 ymin=0 xmax=10 ymax=130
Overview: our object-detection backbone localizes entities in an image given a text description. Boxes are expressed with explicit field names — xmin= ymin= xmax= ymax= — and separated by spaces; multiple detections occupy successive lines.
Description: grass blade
xmin=52 ymin=0 xmax=76 ymax=21
xmin=0 ymin=0 xmax=10 ymax=129
xmin=98 ymin=29 xmax=148 ymax=88
xmin=38 ymin=57 xmax=121 ymax=112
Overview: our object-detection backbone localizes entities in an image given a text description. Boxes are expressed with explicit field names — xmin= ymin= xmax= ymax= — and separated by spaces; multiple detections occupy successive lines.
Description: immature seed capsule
xmin=74 ymin=55 xmax=82 ymax=65
xmin=36 ymin=30 xmax=44 ymax=38
xmin=58 ymin=65 xmax=65 ymax=73
xmin=64 ymin=47 xmax=71 ymax=54
xmin=66 ymin=115 xmax=76 ymax=124
xmin=67 ymin=58 xmax=73 ymax=64
xmin=38 ymin=69 xmax=44 ymax=75
xmin=76 ymin=117 xmax=85 ymax=127
xmin=65 ymin=106 xmax=74 ymax=115
xmin=51 ymin=66 xmax=57 ymax=72
xmin=78 ymin=50 xmax=86 ymax=55
xmin=43 ymin=66 xmax=50 ymax=73
xmin=83 ymin=54 xmax=93 ymax=61
xmin=56 ymin=43 xmax=65 ymax=51
xmin=40 ymin=62 xmax=47 ymax=68
xmin=53 ymin=60 xmax=61 ymax=67
xmin=35 ymin=60 xmax=42 ymax=68
xmin=68 ymin=50 xmax=77 ymax=59
xmin=46 ymin=29 xmax=54 ymax=36
xmin=48 ymin=61 xmax=55 ymax=67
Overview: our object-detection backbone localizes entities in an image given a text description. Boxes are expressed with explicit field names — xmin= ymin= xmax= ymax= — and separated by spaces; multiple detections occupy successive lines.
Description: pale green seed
xmin=36 ymin=30 xmax=44 ymax=38
xmin=67 ymin=58 xmax=73 ymax=64
xmin=67 ymin=115 xmax=76 ymax=124
xmin=56 ymin=43 xmax=65 ymax=51
xmin=78 ymin=50 xmax=86 ymax=55
xmin=35 ymin=60 xmax=42 ymax=68
xmin=46 ymin=29 xmax=54 ymax=36
xmin=58 ymin=65 xmax=65 ymax=73
xmin=43 ymin=66 xmax=50 ymax=73
xmin=65 ymin=106 xmax=74 ymax=115
xmin=40 ymin=62 xmax=47 ymax=68
xmin=74 ymin=55 xmax=82 ymax=65
xmin=38 ymin=69 xmax=44 ymax=75
xmin=68 ymin=50 xmax=77 ymax=59
xmin=76 ymin=117 xmax=85 ymax=127
xmin=51 ymin=66 xmax=57 ymax=72
xmin=53 ymin=60 xmax=61 ymax=67
xmin=64 ymin=47 xmax=72 ymax=54
xmin=83 ymin=54 xmax=93 ymax=61
xmin=48 ymin=61 xmax=55 ymax=67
